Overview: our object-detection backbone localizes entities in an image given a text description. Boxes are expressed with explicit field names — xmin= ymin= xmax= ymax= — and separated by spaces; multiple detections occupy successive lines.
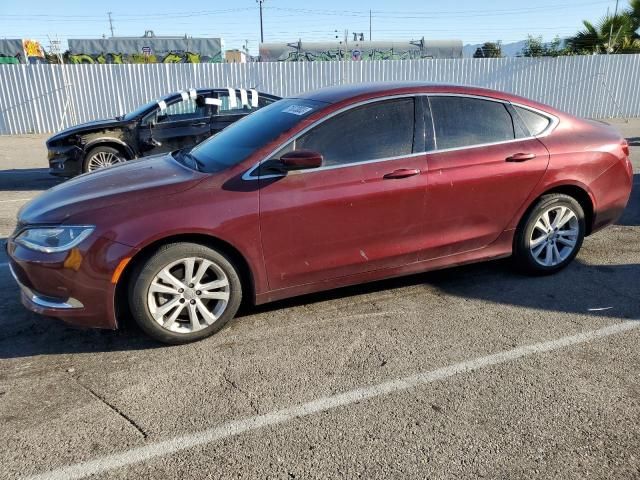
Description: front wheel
xmin=513 ymin=193 xmax=586 ymax=275
xmin=83 ymin=146 xmax=125 ymax=173
xmin=128 ymin=243 xmax=242 ymax=344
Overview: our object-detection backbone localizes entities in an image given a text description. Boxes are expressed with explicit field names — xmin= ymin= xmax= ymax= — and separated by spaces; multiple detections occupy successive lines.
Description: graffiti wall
xmin=260 ymin=40 xmax=463 ymax=62
xmin=67 ymin=37 xmax=223 ymax=64
xmin=0 ymin=39 xmax=46 ymax=64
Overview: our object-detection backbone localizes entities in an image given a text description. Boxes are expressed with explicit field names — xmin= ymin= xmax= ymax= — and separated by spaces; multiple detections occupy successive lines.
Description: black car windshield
xmin=121 ymin=96 xmax=172 ymax=121
xmin=189 ymin=98 xmax=326 ymax=173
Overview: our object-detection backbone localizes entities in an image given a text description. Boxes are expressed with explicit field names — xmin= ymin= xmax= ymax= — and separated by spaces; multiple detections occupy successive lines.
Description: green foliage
xmin=473 ymin=41 xmax=502 ymax=58
xmin=521 ymin=35 xmax=571 ymax=57
xmin=566 ymin=0 xmax=640 ymax=54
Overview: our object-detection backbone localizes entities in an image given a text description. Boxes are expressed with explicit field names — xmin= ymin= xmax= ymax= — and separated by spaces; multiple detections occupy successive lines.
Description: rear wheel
xmin=128 ymin=243 xmax=242 ymax=344
xmin=513 ymin=193 xmax=585 ymax=275
xmin=83 ymin=146 xmax=125 ymax=173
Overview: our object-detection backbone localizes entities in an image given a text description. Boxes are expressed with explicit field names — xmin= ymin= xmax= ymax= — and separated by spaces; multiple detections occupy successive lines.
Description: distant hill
xmin=463 ymin=40 xmax=528 ymax=58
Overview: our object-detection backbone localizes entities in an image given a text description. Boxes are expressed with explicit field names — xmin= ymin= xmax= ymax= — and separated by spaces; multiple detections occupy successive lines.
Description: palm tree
xmin=567 ymin=1 xmax=640 ymax=54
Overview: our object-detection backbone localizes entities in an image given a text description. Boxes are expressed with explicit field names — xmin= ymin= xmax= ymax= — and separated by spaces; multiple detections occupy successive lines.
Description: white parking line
xmin=0 ymin=198 xmax=32 ymax=203
xmin=27 ymin=320 xmax=640 ymax=480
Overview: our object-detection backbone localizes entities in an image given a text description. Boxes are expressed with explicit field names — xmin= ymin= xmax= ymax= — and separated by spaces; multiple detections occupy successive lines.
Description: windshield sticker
xmin=188 ymin=88 xmax=197 ymax=100
xmin=157 ymin=100 xmax=167 ymax=111
xmin=180 ymin=91 xmax=189 ymax=101
xmin=205 ymin=97 xmax=223 ymax=106
xmin=282 ymin=105 xmax=313 ymax=116
xmin=250 ymin=89 xmax=259 ymax=107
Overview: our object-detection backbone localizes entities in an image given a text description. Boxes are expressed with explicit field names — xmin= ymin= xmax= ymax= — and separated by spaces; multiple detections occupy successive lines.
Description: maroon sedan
xmin=8 ymin=83 xmax=633 ymax=344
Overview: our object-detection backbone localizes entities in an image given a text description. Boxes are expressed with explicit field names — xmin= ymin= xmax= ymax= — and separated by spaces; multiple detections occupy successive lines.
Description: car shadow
xmin=0 ymin=168 xmax=64 ymax=191
xmin=2 ymin=255 xmax=637 ymax=361
xmin=616 ymin=173 xmax=640 ymax=226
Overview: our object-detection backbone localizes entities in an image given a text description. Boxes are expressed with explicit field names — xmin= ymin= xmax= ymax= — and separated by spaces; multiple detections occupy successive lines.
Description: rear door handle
xmin=383 ymin=168 xmax=421 ymax=179
xmin=506 ymin=152 xmax=536 ymax=162
xmin=191 ymin=121 xmax=207 ymax=127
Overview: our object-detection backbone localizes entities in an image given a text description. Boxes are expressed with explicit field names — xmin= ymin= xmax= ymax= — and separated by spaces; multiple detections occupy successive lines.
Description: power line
xmin=0 ymin=1 xmax=609 ymax=20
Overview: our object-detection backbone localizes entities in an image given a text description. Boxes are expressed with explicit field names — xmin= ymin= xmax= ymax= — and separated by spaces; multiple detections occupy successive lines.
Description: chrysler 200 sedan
xmin=8 ymin=83 xmax=633 ymax=344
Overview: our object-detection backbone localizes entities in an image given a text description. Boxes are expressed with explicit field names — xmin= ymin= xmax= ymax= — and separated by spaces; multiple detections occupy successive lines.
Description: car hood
xmin=47 ymin=118 xmax=131 ymax=143
xmin=19 ymin=154 xmax=205 ymax=225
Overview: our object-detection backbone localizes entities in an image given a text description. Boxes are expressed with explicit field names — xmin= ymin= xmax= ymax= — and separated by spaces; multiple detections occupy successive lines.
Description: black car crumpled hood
xmin=47 ymin=118 xmax=131 ymax=144
xmin=19 ymin=154 xmax=205 ymax=225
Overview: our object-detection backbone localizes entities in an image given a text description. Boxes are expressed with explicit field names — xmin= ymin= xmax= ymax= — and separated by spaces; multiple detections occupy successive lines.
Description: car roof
xmin=289 ymin=81 xmax=555 ymax=113
xmin=159 ymin=89 xmax=281 ymax=103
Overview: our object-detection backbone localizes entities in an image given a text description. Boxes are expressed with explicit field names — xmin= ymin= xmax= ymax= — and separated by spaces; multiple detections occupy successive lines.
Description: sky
xmin=0 ymin=0 xmax=626 ymax=54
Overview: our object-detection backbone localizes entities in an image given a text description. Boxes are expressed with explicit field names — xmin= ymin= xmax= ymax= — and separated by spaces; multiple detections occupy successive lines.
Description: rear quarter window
xmin=513 ymin=106 xmax=552 ymax=136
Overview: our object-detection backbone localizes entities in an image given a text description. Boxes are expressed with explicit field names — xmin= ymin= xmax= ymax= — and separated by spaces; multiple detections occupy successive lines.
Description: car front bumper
xmin=6 ymin=235 xmax=136 ymax=330
xmin=47 ymin=144 xmax=84 ymax=177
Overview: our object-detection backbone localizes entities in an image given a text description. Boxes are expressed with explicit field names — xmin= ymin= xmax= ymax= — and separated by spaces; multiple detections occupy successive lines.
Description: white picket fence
xmin=1 ymin=55 xmax=640 ymax=135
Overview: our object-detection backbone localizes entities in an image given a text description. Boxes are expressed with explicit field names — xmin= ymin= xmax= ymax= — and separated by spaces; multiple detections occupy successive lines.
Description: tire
xmin=513 ymin=193 xmax=586 ymax=275
xmin=128 ymin=243 xmax=242 ymax=344
xmin=83 ymin=145 xmax=125 ymax=173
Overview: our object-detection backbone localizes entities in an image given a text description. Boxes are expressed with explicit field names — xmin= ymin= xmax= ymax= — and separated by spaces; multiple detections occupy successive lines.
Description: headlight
xmin=15 ymin=226 xmax=94 ymax=253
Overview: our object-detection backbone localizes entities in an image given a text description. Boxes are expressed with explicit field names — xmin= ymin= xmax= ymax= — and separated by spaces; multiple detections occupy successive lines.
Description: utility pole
xmin=345 ymin=29 xmax=349 ymax=60
xmin=369 ymin=10 xmax=372 ymax=41
xmin=608 ymin=0 xmax=620 ymax=53
xmin=107 ymin=12 xmax=114 ymax=37
xmin=257 ymin=0 xmax=265 ymax=43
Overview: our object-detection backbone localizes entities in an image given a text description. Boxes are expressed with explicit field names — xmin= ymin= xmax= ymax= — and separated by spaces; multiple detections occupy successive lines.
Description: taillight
xmin=622 ymin=139 xmax=630 ymax=157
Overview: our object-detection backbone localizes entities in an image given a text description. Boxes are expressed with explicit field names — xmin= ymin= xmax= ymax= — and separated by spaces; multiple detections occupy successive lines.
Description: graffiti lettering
xmin=67 ymin=51 xmax=217 ymax=64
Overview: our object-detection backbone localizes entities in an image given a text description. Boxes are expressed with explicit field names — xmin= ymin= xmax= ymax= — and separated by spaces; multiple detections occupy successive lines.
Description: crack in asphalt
xmin=223 ymin=369 xmax=260 ymax=415
xmin=75 ymin=379 xmax=148 ymax=439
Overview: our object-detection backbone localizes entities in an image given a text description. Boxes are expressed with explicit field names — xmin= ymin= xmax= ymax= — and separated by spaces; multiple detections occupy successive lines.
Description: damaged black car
xmin=47 ymin=88 xmax=280 ymax=177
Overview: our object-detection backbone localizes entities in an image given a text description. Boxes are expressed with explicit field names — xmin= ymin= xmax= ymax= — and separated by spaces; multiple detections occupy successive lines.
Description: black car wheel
xmin=83 ymin=146 xmax=125 ymax=173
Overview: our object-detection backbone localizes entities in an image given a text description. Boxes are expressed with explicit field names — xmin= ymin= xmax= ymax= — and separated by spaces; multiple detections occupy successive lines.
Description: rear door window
xmin=429 ymin=96 xmax=516 ymax=150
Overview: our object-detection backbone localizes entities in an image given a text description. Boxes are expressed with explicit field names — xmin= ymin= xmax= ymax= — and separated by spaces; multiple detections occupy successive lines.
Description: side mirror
xmin=280 ymin=150 xmax=323 ymax=170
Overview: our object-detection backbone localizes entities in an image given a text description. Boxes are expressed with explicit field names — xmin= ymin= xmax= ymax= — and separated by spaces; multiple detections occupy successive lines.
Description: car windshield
xmin=189 ymin=98 xmax=326 ymax=173
xmin=121 ymin=96 xmax=172 ymax=121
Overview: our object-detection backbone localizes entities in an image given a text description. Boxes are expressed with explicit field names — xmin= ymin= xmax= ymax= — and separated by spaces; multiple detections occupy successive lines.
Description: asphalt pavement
xmin=0 ymin=120 xmax=639 ymax=479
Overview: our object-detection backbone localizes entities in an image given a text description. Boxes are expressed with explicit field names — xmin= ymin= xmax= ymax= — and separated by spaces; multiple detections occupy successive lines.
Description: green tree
xmin=566 ymin=0 xmax=640 ymax=54
xmin=521 ymin=35 xmax=569 ymax=57
xmin=521 ymin=36 xmax=546 ymax=57
xmin=473 ymin=41 xmax=502 ymax=58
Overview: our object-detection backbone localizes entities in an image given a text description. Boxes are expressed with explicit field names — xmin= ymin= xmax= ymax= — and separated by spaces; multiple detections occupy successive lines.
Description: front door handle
xmin=191 ymin=121 xmax=207 ymax=127
xmin=506 ymin=152 xmax=536 ymax=162
xmin=383 ymin=168 xmax=421 ymax=179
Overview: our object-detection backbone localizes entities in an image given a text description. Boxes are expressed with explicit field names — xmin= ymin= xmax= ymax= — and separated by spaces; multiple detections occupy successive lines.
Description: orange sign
xmin=22 ymin=39 xmax=44 ymax=58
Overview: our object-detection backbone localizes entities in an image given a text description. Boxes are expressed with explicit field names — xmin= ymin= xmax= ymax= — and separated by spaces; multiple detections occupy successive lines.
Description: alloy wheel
xmin=147 ymin=257 xmax=230 ymax=334
xmin=529 ymin=205 xmax=579 ymax=267
xmin=86 ymin=151 xmax=124 ymax=171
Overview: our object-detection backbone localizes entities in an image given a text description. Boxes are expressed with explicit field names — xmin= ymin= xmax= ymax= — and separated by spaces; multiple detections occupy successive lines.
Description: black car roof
xmin=161 ymin=88 xmax=280 ymax=102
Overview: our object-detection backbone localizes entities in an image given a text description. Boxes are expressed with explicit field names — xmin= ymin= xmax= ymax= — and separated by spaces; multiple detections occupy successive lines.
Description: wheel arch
xmin=516 ymin=183 xmax=595 ymax=237
xmin=114 ymin=233 xmax=256 ymax=328
xmin=84 ymin=138 xmax=135 ymax=160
